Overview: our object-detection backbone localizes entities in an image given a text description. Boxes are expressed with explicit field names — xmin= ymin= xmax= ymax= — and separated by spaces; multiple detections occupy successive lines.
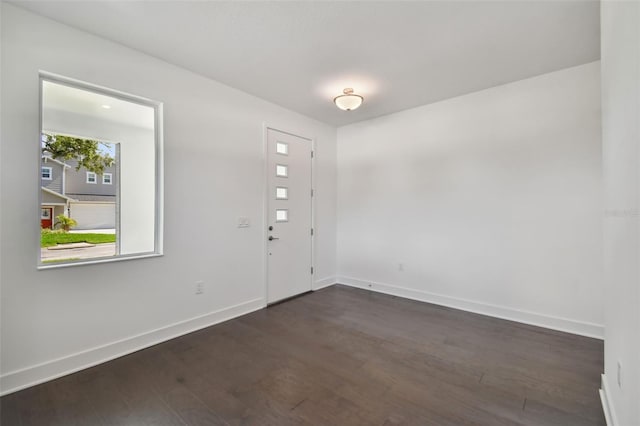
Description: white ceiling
xmin=15 ymin=1 xmax=600 ymax=127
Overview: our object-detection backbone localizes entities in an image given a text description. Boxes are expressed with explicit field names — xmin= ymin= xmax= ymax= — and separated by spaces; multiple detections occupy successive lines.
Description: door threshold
xmin=267 ymin=290 xmax=313 ymax=307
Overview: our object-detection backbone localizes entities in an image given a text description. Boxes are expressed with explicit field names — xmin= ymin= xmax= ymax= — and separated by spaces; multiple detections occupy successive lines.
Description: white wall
xmin=0 ymin=4 xmax=337 ymax=394
xmin=337 ymin=62 xmax=603 ymax=338
xmin=600 ymin=1 xmax=640 ymax=425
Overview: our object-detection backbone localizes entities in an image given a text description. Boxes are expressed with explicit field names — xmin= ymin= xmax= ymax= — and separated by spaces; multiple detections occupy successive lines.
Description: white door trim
xmin=262 ymin=123 xmax=315 ymax=305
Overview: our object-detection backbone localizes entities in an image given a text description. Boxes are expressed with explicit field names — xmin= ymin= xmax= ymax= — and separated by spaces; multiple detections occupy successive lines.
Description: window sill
xmin=37 ymin=252 xmax=163 ymax=270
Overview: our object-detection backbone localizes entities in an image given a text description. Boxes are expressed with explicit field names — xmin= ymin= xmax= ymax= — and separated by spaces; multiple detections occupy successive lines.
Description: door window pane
xmin=276 ymin=142 xmax=288 ymax=155
xmin=276 ymin=209 xmax=288 ymax=222
xmin=276 ymin=187 xmax=288 ymax=200
xmin=276 ymin=164 xmax=288 ymax=177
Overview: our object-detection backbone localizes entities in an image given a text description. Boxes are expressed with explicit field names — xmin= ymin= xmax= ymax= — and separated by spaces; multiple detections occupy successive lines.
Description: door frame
xmin=262 ymin=123 xmax=315 ymax=305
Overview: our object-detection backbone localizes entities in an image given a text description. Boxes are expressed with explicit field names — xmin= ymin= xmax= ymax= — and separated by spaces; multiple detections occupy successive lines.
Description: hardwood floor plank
xmin=0 ymin=393 xmax=23 ymax=426
xmin=0 ymin=285 xmax=605 ymax=425
xmin=162 ymin=387 xmax=228 ymax=426
xmin=46 ymin=375 xmax=107 ymax=426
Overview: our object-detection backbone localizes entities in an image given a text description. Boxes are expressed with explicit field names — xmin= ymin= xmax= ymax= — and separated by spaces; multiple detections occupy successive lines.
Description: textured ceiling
xmin=14 ymin=1 xmax=600 ymax=126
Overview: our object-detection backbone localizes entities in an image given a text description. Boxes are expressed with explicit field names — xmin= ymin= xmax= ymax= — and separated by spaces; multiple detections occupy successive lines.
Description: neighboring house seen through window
xmin=103 ymin=173 xmax=112 ymax=185
xmin=41 ymin=167 xmax=52 ymax=180
xmin=86 ymin=171 xmax=97 ymax=184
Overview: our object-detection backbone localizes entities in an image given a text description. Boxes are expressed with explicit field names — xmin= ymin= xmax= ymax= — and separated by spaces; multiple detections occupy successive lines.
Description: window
xmin=276 ymin=209 xmax=289 ymax=222
xmin=276 ymin=164 xmax=288 ymax=177
xmin=276 ymin=187 xmax=288 ymax=200
xmin=39 ymin=75 xmax=163 ymax=268
xmin=41 ymin=167 xmax=52 ymax=180
xmin=276 ymin=142 xmax=289 ymax=155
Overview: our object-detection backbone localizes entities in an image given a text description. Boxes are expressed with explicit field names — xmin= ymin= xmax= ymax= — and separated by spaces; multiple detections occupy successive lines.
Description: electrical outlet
xmin=617 ymin=361 xmax=622 ymax=388
xmin=237 ymin=217 xmax=250 ymax=228
xmin=195 ymin=281 xmax=204 ymax=295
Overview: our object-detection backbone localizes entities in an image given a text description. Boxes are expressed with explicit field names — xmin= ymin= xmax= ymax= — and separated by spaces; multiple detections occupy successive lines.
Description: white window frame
xmin=38 ymin=72 xmax=164 ymax=269
xmin=41 ymin=166 xmax=52 ymax=180
xmin=102 ymin=172 xmax=112 ymax=185
xmin=86 ymin=171 xmax=97 ymax=184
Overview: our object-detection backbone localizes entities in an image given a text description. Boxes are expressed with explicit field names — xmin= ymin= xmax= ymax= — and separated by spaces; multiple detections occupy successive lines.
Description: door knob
xmin=268 ymin=235 xmax=279 ymax=241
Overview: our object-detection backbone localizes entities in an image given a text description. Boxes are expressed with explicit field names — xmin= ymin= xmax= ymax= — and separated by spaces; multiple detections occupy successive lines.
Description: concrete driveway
xmin=41 ymin=243 xmax=116 ymax=262
xmin=69 ymin=228 xmax=115 ymax=234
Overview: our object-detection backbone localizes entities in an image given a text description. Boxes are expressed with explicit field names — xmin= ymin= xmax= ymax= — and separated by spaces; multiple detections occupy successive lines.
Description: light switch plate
xmin=238 ymin=217 xmax=250 ymax=228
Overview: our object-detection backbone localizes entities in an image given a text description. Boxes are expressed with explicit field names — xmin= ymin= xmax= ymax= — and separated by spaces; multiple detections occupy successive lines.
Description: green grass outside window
xmin=41 ymin=233 xmax=116 ymax=248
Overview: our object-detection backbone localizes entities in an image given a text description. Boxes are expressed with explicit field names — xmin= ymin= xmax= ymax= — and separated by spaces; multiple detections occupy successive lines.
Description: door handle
xmin=268 ymin=236 xmax=279 ymax=241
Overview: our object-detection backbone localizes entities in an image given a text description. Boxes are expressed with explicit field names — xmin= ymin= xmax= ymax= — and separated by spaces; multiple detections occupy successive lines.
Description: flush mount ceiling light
xmin=334 ymin=88 xmax=363 ymax=111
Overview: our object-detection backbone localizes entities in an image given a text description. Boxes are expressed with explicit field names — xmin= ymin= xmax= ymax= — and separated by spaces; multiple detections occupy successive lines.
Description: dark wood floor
xmin=1 ymin=285 xmax=605 ymax=426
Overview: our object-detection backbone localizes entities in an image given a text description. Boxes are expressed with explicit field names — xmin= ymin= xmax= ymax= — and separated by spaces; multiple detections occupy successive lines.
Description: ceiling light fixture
xmin=334 ymin=88 xmax=363 ymax=111
xmin=101 ymin=104 xmax=111 ymax=109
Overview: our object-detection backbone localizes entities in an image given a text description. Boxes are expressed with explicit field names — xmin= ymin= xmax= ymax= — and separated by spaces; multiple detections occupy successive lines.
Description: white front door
xmin=266 ymin=128 xmax=313 ymax=304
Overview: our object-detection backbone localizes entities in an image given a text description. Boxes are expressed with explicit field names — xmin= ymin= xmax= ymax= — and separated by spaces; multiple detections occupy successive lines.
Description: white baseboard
xmin=0 ymin=297 xmax=265 ymax=396
xmin=313 ymin=276 xmax=337 ymax=291
xmin=600 ymin=374 xmax=618 ymax=426
xmin=337 ymin=276 xmax=604 ymax=339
